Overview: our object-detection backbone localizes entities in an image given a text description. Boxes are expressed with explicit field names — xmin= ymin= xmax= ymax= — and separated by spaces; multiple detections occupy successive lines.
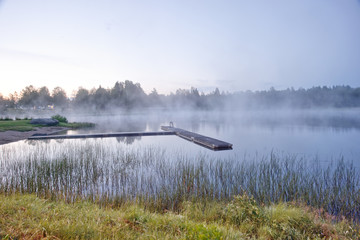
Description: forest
xmin=1 ymin=81 xmax=360 ymax=112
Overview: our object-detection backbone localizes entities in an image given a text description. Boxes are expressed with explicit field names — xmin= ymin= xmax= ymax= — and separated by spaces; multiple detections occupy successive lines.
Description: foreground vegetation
xmin=0 ymin=115 xmax=94 ymax=132
xmin=1 ymin=141 xmax=359 ymax=223
xmin=1 ymin=193 xmax=358 ymax=239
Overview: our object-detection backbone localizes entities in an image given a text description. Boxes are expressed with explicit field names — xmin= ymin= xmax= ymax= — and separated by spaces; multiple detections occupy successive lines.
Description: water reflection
xmin=4 ymin=109 xmax=359 ymax=161
xmin=26 ymin=139 xmax=52 ymax=146
xmin=63 ymin=109 xmax=360 ymax=161
xmin=115 ymin=136 xmax=141 ymax=145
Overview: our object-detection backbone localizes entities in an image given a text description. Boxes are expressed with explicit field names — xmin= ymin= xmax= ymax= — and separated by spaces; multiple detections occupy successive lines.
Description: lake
xmin=1 ymin=108 xmax=360 ymax=219
xmin=2 ymin=108 xmax=360 ymax=165
xmin=28 ymin=108 xmax=360 ymax=165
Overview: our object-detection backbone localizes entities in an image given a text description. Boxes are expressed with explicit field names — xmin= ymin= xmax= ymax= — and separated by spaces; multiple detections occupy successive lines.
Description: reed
xmin=0 ymin=140 xmax=359 ymax=222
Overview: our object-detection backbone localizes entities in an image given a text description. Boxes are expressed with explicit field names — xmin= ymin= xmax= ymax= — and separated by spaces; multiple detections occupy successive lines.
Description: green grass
xmin=52 ymin=114 xmax=96 ymax=128
xmin=0 ymin=119 xmax=37 ymax=132
xmin=0 ymin=194 xmax=358 ymax=239
xmin=0 ymin=118 xmax=94 ymax=131
xmin=58 ymin=121 xmax=95 ymax=128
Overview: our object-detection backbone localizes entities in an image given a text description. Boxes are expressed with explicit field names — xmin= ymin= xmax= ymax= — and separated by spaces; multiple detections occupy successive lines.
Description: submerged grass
xmin=0 ymin=140 xmax=359 ymax=224
xmin=0 ymin=193 xmax=358 ymax=239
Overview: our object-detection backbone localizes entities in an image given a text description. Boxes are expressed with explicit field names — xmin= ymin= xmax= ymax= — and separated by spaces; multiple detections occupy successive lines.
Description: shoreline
xmin=0 ymin=127 xmax=69 ymax=145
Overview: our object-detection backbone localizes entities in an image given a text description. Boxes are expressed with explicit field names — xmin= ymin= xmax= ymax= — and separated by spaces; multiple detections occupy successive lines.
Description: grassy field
xmin=0 ymin=193 xmax=358 ymax=239
xmin=0 ymin=117 xmax=94 ymax=131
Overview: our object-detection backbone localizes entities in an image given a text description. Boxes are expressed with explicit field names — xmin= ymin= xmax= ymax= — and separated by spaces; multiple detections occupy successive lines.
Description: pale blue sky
xmin=1 ymin=0 xmax=360 ymax=96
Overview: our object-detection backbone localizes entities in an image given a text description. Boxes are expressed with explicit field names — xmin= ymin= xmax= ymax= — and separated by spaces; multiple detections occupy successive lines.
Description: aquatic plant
xmin=0 ymin=140 xmax=359 ymax=222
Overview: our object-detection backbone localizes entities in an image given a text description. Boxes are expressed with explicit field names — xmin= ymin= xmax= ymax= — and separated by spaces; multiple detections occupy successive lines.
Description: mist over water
xmin=9 ymin=107 xmax=358 ymax=166
xmin=2 ymin=108 xmax=360 ymax=220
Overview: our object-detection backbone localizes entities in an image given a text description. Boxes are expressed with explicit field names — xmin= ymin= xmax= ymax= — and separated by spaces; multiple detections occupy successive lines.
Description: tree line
xmin=1 ymin=81 xmax=360 ymax=112
xmin=228 ymin=86 xmax=360 ymax=109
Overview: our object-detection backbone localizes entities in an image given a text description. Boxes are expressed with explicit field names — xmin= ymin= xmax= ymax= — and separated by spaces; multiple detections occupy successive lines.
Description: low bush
xmin=51 ymin=114 xmax=68 ymax=123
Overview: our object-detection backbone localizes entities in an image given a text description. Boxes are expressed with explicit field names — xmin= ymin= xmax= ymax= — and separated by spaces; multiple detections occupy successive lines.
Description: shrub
xmin=51 ymin=114 xmax=68 ymax=123
xmin=223 ymin=194 xmax=266 ymax=234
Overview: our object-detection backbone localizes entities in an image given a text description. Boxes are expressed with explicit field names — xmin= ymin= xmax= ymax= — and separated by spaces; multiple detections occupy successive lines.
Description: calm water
xmin=3 ymin=108 xmax=360 ymax=165
xmin=2 ymin=108 xmax=359 ymax=220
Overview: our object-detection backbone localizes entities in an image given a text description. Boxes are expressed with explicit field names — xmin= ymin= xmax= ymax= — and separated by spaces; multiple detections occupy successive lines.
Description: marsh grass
xmin=0 ymin=140 xmax=359 ymax=223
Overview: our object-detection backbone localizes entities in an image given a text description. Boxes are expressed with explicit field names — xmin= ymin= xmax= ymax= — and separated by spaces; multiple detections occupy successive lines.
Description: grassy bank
xmin=0 ymin=119 xmax=35 ymax=131
xmin=0 ymin=116 xmax=94 ymax=132
xmin=57 ymin=121 xmax=95 ymax=129
xmin=0 ymin=194 xmax=358 ymax=239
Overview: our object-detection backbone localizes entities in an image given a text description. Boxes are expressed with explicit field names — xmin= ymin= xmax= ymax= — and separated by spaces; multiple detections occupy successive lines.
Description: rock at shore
xmin=30 ymin=118 xmax=59 ymax=126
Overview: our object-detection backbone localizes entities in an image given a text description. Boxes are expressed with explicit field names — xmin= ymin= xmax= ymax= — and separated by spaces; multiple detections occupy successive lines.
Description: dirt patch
xmin=0 ymin=127 xmax=69 ymax=145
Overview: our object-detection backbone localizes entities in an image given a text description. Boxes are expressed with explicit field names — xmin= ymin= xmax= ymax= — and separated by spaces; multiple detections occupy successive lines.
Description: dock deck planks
xmin=161 ymin=126 xmax=233 ymax=150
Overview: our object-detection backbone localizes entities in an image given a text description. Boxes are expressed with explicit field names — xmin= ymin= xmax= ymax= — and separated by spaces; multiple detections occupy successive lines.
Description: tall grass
xmin=3 ymin=193 xmax=357 ymax=239
xmin=0 ymin=140 xmax=359 ymax=222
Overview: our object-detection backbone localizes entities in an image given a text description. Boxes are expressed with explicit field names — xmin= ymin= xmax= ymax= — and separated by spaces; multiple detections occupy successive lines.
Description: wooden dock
xmin=28 ymin=125 xmax=233 ymax=151
xmin=28 ymin=131 xmax=175 ymax=140
xmin=161 ymin=126 xmax=233 ymax=150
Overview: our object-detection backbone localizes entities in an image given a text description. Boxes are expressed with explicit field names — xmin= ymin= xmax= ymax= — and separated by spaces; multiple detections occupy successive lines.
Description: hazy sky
xmin=1 ymin=0 xmax=360 ymax=96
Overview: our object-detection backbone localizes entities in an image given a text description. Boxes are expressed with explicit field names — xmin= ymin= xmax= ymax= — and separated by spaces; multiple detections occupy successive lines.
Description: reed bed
xmin=0 ymin=140 xmax=359 ymax=222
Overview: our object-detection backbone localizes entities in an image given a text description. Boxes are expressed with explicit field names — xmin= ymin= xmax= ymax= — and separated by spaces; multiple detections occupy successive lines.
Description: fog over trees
xmin=1 ymin=81 xmax=360 ymax=112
